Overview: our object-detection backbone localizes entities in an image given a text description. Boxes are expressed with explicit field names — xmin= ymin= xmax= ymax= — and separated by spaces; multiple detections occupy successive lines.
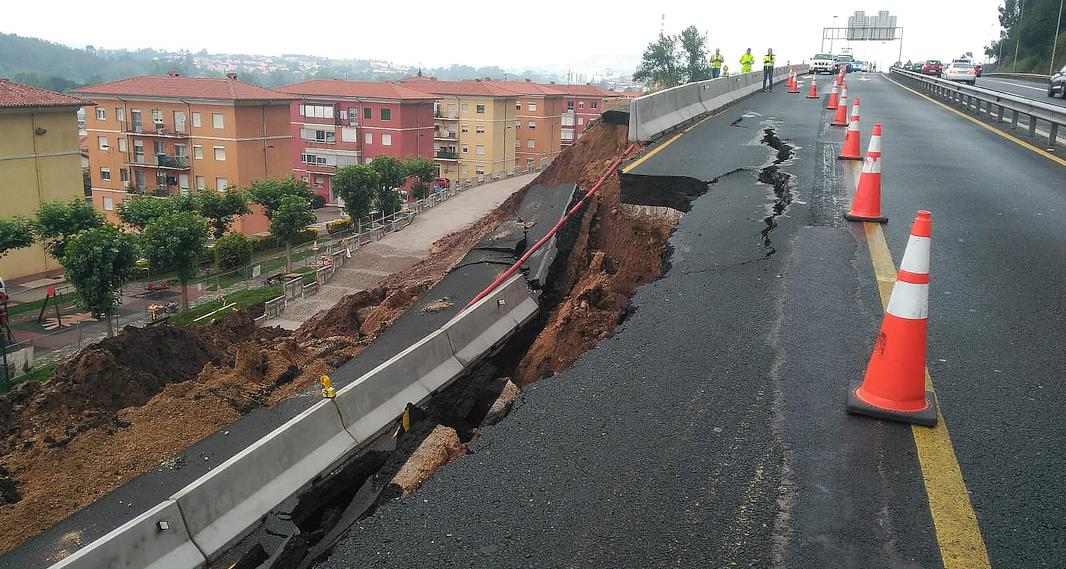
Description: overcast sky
xmin=6 ymin=1 xmax=1004 ymax=77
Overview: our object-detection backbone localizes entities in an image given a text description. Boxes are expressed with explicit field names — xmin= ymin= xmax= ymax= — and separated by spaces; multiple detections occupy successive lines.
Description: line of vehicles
xmin=810 ymin=52 xmax=875 ymax=75
xmin=893 ymin=58 xmax=983 ymax=85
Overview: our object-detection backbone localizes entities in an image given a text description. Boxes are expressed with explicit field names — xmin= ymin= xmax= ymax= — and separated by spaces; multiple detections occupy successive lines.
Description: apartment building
xmin=277 ymin=80 xmax=439 ymax=203
xmin=73 ymin=72 xmax=295 ymax=234
xmin=399 ymin=77 xmax=517 ymax=182
xmin=489 ymin=80 xmax=565 ymax=171
xmin=0 ymin=79 xmax=93 ymax=282
xmin=542 ymin=83 xmax=617 ymax=146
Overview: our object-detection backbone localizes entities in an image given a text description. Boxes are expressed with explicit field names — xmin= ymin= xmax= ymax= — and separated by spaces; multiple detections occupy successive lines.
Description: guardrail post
xmin=1012 ymin=110 xmax=1020 ymax=129
xmin=1029 ymin=115 xmax=1038 ymax=138
xmin=1050 ymin=123 xmax=1060 ymax=146
xmin=997 ymin=105 xmax=1006 ymax=124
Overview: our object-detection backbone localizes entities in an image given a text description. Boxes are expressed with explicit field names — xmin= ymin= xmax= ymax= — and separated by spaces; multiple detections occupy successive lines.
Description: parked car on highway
xmin=909 ymin=61 xmax=924 ymax=72
xmin=1050 ymin=65 xmax=1066 ymax=98
xmin=811 ymin=53 xmax=835 ymax=74
xmin=943 ymin=61 xmax=977 ymax=85
xmin=921 ymin=60 xmax=943 ymax=77
xmin=833 ymin=54 xmax=855 ymax=74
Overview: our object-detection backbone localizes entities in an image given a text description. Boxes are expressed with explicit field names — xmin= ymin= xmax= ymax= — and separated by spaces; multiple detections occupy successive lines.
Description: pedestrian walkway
xmin=266 ymin=174 xmax=536 ymax=329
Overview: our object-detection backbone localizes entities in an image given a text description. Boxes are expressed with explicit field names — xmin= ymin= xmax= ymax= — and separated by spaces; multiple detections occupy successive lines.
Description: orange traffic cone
xmin=838 ymin=110 xmax=862 ymax=161
xmin=806 ymin=79 xmax=818 ymax=99
xmin=789 ymin=76 xmax=800 ymax=94
xmin=826 ymin=82 xmax=839 ymax=110
xmin=844 ymin=160 xmax=887 ymax=222
xmin=831 ymin=89 xmax=849 ymax=126
xmin=866 ymin=123 xmax=882 ymax=159
xmin=847 ymin=210 xmax=938 ymax=427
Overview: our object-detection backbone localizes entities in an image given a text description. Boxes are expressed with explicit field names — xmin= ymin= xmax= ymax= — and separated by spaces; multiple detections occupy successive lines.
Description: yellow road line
xmin=622 ymin=113 xmax=717 ymax=173
xmin=862 ymin=219 xmax=992 ymax=569
xmin=883 ymin=74 xmax=1066 ymax=167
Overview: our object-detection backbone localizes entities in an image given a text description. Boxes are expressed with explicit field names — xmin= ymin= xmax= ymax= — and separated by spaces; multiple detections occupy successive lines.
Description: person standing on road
xmin=762 ymin=48 xmax=776 ymax=91
xmin=710 ymin=49 xmax=725 ymax=79
xmin=740 ymin=49 xmax=755 ymax=74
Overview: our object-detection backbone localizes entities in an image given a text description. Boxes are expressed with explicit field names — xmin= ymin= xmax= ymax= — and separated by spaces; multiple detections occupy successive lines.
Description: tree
xmin=269 ymin=196 xmax=316 ymax=273
xmin=141 ymin=212 xmax=209 ymax=310
xmin=404 ymin=156 xmax=436 ymax=200
xmin=116 ymin=194 xmax=195 ymax=230
xmin=196 ymin=187 xmax=250 ymax=239
xmin=213 ymin=232 xmax=252 ymax=270
xmin=369 ymin=156 xmax=405 ymax=216
xmin=633 ymin=34 xmax=682 ymax=90
xmin=678 ymin=26 xmax=711 ymax=82
xmin=246 ymin=176 xmax=313 ymax=218
xmin=0 ymin=217 xmax=34 ymax=258
xmin=34 ymin=198 xmax=105 ymax=261
xmin=332 ymin=164 xmax=379 ymax=222
xmin=61 ymin=224 xmax=139 ymax=336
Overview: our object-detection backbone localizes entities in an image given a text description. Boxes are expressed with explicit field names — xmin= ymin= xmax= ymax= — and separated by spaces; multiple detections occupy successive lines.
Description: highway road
xmin=318 ymin=74 xmax=1065 ymax=568
xmin=976 ymin=76 xmax=1066 ymax=108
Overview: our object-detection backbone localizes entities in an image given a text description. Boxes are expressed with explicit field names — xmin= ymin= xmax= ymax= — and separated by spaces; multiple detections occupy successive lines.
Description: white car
xmin=811 ymin=53 xmax=834 ymax=74
xmin=943 ymin=61 xmax=977 ymax=85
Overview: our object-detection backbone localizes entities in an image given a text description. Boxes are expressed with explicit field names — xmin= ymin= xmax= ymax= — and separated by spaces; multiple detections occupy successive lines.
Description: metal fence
xmin=890 ymin=67 xmax=1065 ymax=147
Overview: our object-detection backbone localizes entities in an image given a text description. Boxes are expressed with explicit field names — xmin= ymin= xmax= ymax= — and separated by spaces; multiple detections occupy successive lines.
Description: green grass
xmin=168 ymin=285 xmax=284 ymax=326
xmin=1 ymin=362 xmax=55 ymax=395
xmin=6 ymin=293 xmax=82 ymax=317
xmin=196 ymin=249 xmax=316 ymax=291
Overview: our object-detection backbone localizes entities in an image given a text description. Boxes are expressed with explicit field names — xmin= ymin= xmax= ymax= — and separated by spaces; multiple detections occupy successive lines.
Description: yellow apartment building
xmin=400 ymin=77 xmax=517 ymax=182
xmin=73 ymin=72 xmax=295 ymax=235
xmin=491 ymin=80 xmax=565 ymax=171
xmin=0 ymin=79 xmax=94 ymax=283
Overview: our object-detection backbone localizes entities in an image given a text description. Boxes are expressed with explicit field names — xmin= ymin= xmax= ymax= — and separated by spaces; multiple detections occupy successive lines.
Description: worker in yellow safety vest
xmin=710 ymin=49 xmax=725 ymax=79
xmin=740 ymin=49 xmax=755 ymax=74
xmin=762 ymin=48 xmax=776 ymax=91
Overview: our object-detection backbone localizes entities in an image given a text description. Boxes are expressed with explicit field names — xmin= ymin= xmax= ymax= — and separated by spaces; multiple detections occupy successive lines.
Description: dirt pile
xmin=515 ymin=122 xmax=676 ymax=384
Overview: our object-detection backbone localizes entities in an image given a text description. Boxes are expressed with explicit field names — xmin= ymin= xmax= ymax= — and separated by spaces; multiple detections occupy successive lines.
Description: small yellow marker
xmin=320 ymin=375 xmax=336 ymax=398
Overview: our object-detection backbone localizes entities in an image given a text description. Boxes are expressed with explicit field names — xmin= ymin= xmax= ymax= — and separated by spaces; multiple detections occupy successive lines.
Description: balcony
xmin=435 ymin=111 xmax=460 ymax=121
xmin=129 ymin=155 xmax=190 ymax=170
xmin=124 ymin=123 xmax=190 ymax=138
xmin=434 ymin=131 xmax=458 ymax=141
xmin=435 ymin=150 xmax=458 ymax=160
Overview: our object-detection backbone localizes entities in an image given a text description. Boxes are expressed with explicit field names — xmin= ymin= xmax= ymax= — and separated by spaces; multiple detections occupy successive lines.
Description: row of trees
xmin=633 ymin=26 xmax=712 ymax=90
xmin=332 ymin=155 xmax=436 ymax=222
xmin=984 ymin=0 xmax=1065 ymax=74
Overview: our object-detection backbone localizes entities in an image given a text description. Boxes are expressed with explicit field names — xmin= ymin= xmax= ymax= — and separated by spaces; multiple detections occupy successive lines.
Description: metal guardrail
xmin=890 ymin=68 xmax=1065 ymax=147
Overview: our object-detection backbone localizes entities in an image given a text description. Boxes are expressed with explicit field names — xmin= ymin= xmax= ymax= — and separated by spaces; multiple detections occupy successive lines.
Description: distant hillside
xmin=0 ymin=32 xmax=562 ymax=91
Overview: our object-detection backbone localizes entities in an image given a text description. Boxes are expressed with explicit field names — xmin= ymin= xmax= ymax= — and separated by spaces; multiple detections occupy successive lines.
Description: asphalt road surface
xmin=317 ymin=73 xmax=1065 ymax=568
xmin=976 ymin=76 xmax=1066 ymax=108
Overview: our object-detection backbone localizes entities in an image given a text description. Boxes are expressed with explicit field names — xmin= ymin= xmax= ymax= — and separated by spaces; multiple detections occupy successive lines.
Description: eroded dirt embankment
xmin=0 ymin=186 xmax=529 ymax=555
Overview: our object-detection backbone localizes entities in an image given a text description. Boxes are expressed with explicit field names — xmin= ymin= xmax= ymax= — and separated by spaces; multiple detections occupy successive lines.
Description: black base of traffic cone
xmin=837 ymin=154 xmax=863 ymax=161
xmin=844 ymin=212 xmax=889 ymax=223
xmin=846 ymin=386 xmax=938 ymax=427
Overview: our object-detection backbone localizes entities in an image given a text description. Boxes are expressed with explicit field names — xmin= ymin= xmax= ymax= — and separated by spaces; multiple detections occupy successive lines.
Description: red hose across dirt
xmin=462 ymin=142 xmax=640 ymax=311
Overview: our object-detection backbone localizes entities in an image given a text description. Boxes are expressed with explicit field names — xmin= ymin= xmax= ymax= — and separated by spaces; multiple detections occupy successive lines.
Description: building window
xmin=116 ymin=107 xmax=125 ymax=122
xmin=475 ymin=124 xmax=485 ymax=134
xmin=516 ymin=102 xmax=521 ymax=110
xmin=300 ymin=104 xmax=335 ymax=119
xmin=579 ymin=101 xmax=585 ymax=108
xmin=102 ymin=196 xmax=114 ymax=211
xmin=526 ymin=159 xmax=535 ymax=169
xmin=527 ymin=139 xmax=535 ymax=149
xmin=193 ymin=145 xmax=204 ymax=159
xmin=96 ymin=108 xmax=106 ymax=120
xmin=475 ymin=145 xmax=485 ymax=155
xmin=562 ymin=129 xmax=575 ymax=141
xmin=153 ymin=140 xmax=165 ymax=155
xmin=475 ymin=165 xmax=485 ymax=175
xmin=462 ymin=144 xmax=469 ymax=154
xmin=152 ymin=109 xmax=164 ymax=124
xmin=300 ymin=153 xmax=337 ymax=167
xmin=528 ymin=102 xmax=537 ymax=111
xmin=567 ymin=100 xmax=575 ymax=110
xmin=214 ymin=146 xmax=226 ymax=161
xmin=364 ymin=107 xmax=373 ymax=120
xmin=515 ymin=139 xmax=520 ymax=148
xmin=475 ymin=104 xmax=485 ymax=114
xmin=461 ymin=124 xmax=469 ymax=133
xmin=97 ymin=136 xmax=109 ymax=150
xmin=528 ymin=121 xmax=536 ymax=130
xmin=347 ymin=107 xmax=358 ymax=124
xmin=174 ymin=143 xmax=186 ymax=157
xmin=515 ymin=120 xmax=521 ymax=129
xmin=120 ymin=169 xmax=129 ymax=183
xmin=216 ymin=177 xmax=228 ymax=192
xmin=577 ymin=117 xmax=585 ymax=126
xmin=380 ymin=108 xmax=391 ymax=120
xmin=118 ymin=138 xmax=127 ymax=152
xmin=314 ymin=177 xmax=325 ymax=189
xmin=100 ymin=167 xmax=111 ymax=181
xmin=192 ymin=112 xmax=202 ymax=128
xmin=591 ymin=101 xmax=599 ymax=109
xmin=301 ymin=128 xmax=336 ymax=144
xmin=212 ymin=113 xmax=224 ymax=129
xmin=461 ymin=103 xmax=470 ymax=113
xmin=341 ymin=127 xmax=357 ymax=142
xmin=365 ymin=132 xmax=373 ymax=144
xmin=196 ymin=175 xmax=206 ymax=189
xmin=381 ymin=134 xmax=392 ymax=146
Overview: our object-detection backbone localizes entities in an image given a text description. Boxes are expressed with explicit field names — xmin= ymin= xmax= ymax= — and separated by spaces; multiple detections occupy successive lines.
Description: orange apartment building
xmin=74 ymin=72 xmax=295 ymax=234
xmin=489 ymin=80 xmax=565 ymax=171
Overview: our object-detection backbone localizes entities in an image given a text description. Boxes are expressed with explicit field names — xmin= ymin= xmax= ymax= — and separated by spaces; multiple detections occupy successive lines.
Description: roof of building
xmin=278 ymin=80 xmax=439 ymax=100
xmin=399 ymin=77 xmax=522 ymax=98
xmin=483 ymin=79 xmax=565 ymax=96
xmin=0 ymin=78 xmax=94 ymax=109
xmin=539 ymin=82 xmax=617 ymax=97
xmin=71 ymin=74 xmax=294 ymax=101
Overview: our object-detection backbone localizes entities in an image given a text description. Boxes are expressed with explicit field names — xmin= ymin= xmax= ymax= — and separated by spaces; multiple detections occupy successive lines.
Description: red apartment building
xmin=277 ymin=80 xmax=439 ymax=203
xmin=543 ymin=83 xmax=618 ymax=146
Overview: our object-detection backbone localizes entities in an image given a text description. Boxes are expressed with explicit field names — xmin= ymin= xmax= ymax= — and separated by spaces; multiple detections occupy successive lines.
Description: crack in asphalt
xmin=756 ymin=128 xmax=796 ymax=259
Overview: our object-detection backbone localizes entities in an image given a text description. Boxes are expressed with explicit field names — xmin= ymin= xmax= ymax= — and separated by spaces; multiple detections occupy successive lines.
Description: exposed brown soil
xmin=515 ymin=122 xmax=676 ymax=385
xmin=0 ymin=181 xmax=530 ymax=555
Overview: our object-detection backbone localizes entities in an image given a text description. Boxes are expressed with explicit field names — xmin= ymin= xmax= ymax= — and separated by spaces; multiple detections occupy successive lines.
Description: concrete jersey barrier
xmin=442 ymin=274 xmax=539 ymax=367
xmin=629 ymin=66 xmax=808 ymax=142
xmin=48 ymin=501 xmax=205 ymax=569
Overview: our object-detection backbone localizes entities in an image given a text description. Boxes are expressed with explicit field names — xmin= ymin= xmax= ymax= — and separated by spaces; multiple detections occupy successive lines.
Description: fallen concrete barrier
xmin=443 ymin=274 xmax=537 ymax=367
xmin=48 ymin=501 xmax=204 ymax=569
